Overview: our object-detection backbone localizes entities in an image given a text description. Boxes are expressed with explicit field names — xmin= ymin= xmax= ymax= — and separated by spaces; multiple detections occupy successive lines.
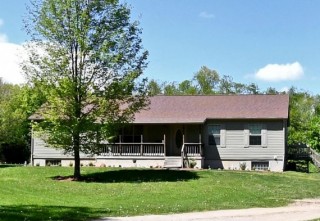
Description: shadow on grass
xmin=0 ymin=164 xmax=22 ymax=168
xmin=52 ymin=169 xmax=200 ymax=183
xmin=0 ymin=205 xmax=110 ymax=221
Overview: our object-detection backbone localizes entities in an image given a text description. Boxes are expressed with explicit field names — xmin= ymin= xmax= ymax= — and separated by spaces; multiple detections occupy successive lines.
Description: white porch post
xmin=163 ymin=134 xmax=166 ymax=157
xmin=199 ymin=133 xmax=202 ymax=156
xmin=140 ymin=134 xmax=143 ymax=156
xmin=119 ymin=135 xmax=122 ymax=155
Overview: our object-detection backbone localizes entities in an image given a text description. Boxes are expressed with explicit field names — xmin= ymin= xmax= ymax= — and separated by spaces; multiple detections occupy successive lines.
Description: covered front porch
xmin=98 ymin=124 xmax=204 ymax=168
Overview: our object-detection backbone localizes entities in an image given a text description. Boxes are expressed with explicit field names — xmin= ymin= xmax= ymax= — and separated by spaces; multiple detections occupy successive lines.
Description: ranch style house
xmin=29 ymin=94 xmax=289 ymax=171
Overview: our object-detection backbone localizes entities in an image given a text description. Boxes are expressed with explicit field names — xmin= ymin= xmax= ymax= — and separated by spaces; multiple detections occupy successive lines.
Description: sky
xmin=0 ymin=0 xmax=320 ymax=94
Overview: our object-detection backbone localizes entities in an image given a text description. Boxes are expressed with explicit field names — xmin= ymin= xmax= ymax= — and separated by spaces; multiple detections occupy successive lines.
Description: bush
xmin=189 ymin=158 xmax=197 ymax=168
xmin=88 ymin=162 xmax=94 ymax=167
xmin=69 ymin=162 xmax=73 ymax=167
xmin=239 ymin=162 xmax=246 ymax=170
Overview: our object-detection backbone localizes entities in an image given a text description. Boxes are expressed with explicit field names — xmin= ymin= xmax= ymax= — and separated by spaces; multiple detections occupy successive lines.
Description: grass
xmin=0 ymin=166 xmax=319 ymax=221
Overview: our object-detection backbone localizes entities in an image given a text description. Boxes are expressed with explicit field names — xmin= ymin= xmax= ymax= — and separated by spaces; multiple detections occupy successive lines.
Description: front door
xmin=169 ymin=125 xmax=184 ymax=156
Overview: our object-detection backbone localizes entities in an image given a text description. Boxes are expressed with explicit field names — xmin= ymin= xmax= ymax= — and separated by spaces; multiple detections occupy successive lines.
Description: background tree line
xmin=148 ymin=66 xmax=276 ymax=96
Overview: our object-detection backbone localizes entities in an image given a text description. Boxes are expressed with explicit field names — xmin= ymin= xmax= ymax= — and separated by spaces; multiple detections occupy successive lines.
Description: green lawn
xmin=0 ymin=166 xmax=319 ymax=221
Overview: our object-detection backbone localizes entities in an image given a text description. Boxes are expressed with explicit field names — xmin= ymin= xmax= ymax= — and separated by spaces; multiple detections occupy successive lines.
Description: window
xmin=252 ymin=161 xmax=269 ymax=171
xmin=208 ymin=125 xmax=221 ymax=145
xmin=249 ymin=124 xmax=262 ymax=145
xmin=121 ymin=125 xmax=143 ymax=143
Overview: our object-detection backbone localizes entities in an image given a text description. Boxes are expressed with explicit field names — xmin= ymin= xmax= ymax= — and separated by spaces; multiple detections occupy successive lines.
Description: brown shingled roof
xmin=133 ymin=95 xmax=289 ymax=124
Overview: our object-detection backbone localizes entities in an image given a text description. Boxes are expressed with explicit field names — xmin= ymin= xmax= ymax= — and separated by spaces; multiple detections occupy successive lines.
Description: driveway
xmin=96 ymin=198 xmax=320 ymax=221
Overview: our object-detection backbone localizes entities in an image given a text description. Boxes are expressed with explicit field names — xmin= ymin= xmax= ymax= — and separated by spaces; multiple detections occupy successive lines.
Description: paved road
xmin=95 ymin=199 xmax=320 ymax=221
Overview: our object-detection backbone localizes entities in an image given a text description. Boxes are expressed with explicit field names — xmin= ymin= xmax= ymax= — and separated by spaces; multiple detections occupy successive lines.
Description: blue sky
xmin=0 ymin=0 xmax=320 ymax=94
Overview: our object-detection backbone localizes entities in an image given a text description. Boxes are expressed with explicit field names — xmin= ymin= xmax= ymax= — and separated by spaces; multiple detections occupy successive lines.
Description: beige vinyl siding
xmin=214 ymin=148 xmax=284 ymax=160
xmin=204 ymin=120 xmax=285 ymax=160
xmin=33 ymin=137 xmax=72 ymax=159
xmin=32 ymin=137 xmax=93 ymax=159
xmin=226 ymin=131 xmax=244 ymax=147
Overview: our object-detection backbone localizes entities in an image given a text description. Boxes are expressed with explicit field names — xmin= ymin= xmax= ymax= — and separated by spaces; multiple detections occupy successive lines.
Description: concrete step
xmin=164 ymin=157 xmax=182 ymax=168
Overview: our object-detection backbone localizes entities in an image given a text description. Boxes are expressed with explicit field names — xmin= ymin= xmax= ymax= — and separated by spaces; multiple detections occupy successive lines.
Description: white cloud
xmin=0 ymin=42 xmax=26 ymax=84
xmin=199 ymin=11 xmax=215 ymax=19
xmin=255 ymin=62 xmax=304 ymax=82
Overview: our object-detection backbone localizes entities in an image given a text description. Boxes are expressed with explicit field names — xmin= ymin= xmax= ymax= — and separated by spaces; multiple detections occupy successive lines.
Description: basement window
xmin=46 ymin=160 xmax=61 ymax=166
xmin=252 ymin=162 xmax=269 ymax=171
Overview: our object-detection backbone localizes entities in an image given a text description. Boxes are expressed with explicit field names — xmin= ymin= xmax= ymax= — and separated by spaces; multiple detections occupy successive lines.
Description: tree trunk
xmin=73 ymin=133 xmax=81 ymax=180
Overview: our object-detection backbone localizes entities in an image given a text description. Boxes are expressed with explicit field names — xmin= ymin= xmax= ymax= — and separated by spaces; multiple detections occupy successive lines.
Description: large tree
xmin=24 ymin=0 xmax=149 ymax=179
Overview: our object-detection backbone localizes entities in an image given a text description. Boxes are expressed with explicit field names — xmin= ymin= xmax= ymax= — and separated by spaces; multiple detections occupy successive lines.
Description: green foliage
xmin=0 ymin=82 xmax=23 ymax=144
xmin=218 ymin=75 xmax=235 ymax=94
xmin=309 ymin=161 xmax=320 ymax=173
xmin=308 ymin=116 xmax=320 ymax=152
xmin=24 ymin=0 xmax=149 ymax=178
xmin=178 ymin=80 xmax=197 ymax=95
xmin=0 ymin=167 xmax=320 ymax=220
xmin=0 ymin=79 xmax=46 ymax=163
xmin=193 ymin=66 xmax=220 ymax=94
xmin=163 ymin=82 xmax=179 ymax=95
xmin=147 ymin=66 xmax=264 ymax=95
xmin=287 ymin=88 xmax=316 ymax=146
xmin=147 ymin=79 xmax=162 ymax=96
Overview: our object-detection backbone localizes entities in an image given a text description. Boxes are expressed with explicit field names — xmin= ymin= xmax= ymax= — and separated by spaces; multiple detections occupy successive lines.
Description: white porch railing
xmin=100 ymin=143 xmax=165 ymax=157
xmin=310 ymin=148 xmax=320 ymax=167
xmin=99 ymin=134 xmax=166 ymax=157
xmin=184 ymin=143 xmax=203 ymax=156
xmin=181 ymin=142 xmax=203 ymax=168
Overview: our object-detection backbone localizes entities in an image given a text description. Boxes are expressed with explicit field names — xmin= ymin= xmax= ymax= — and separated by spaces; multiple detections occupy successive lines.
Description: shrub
xmin=239 ymin=162 xmax=246 ymax=170
xmin=88 ymin=162 xmax=94 ymax=167
xmin=69 ymin=162 xmax=73 ymax=167
xmin=189 ymin=158 xmax=197 ymax=168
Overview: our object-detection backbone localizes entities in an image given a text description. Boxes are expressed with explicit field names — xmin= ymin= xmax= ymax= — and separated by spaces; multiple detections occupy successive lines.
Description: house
xmin=29 ymin=94 xmax=289 ymax=171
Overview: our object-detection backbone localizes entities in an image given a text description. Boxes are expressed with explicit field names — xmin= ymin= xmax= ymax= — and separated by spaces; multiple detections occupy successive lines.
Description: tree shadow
xmin=52 ymin=169 xmax=200 ymax=183
xmin=0 ymin=205 xmax=111 ymax=221
xmin=0 ymin=164 xmax=21 ymax=168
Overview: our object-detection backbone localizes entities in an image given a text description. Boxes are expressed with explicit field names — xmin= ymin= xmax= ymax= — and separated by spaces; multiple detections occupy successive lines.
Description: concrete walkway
xmin=96 ymin=199 xmax=320 ymax=221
